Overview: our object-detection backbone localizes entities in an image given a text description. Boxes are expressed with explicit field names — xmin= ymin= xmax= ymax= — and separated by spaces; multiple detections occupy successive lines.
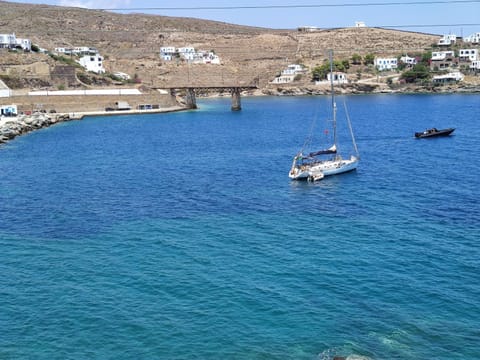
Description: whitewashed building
xmin=328 ymin=72 xmax=348 ymax=84
xmin=201 ymin=52 xmax=220 ymax=64
xmin=160 ymin=46 xmax=176 ymax=61
xmin=315 ymin=72 xmax=348 ymax=85
xmin=375 ymin=57 xmax=398 ymax=71
xmin=271 ymin=75 xmax=296 ymax=84
xmin=0 ymin=33 xmax=30 ymax=50
xmin=54 ymin=47 xmax=73 ymax=55
xmin=0 ymin=33 xmax=17 ymax=49
xmin=272 ymin=64 xmax=305 ymax=83
xmin=78 ymin=54 xmax=105 ymax=74
xmin=463 ymin=32 xmax=480 ymax=44
xmin=432 ymin=71 xmax=464 ymax=83
xmin=438 ymin=34 xmax=457 ymax=46
xmin=280 ymin=64 xmax=305 ymax=76
xmin=73 ymin=47 xmax=97 ymax=55
xmin=16 ymin=38 xmax=31 ymax=51
xmin=470 ymin=60 xmax=480 ymax=70
xmin=178 ymin=47 xmax=196 ymax=61
xmin=459 ymin=49 xmax=479 ymax=62
xmin=355 ymin=21 xmax=366 ymax=28
xmin=431 ymin=51 xmax=455 ymax=61
xmin=400 ymin=55 xmax=417 ymax=65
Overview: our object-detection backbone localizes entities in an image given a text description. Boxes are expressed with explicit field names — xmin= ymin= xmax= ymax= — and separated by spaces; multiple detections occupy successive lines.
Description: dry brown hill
xmin=0 ymin=0 xmax=440 ymax=89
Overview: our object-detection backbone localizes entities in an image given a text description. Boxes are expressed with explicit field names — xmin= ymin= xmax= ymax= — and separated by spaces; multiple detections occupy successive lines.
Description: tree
xmin=312 ymin=64 xmax=330 ymax=81
xmin=311 ymin=60 xmax=348 ymax=81
xmin=364 ymin=53 xmax=375 ymax=65
xmin=400 ymin=63 xmax=430 ymax=83
xmin=351 ymin=54 xmax=362 ymax=65
xmin=341 ymin=59 xmax=350 ymax=70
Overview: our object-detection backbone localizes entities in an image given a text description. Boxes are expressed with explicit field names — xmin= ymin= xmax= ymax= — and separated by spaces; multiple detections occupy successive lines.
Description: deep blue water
xmin=1 ymin=94 xmax=479 ymax=359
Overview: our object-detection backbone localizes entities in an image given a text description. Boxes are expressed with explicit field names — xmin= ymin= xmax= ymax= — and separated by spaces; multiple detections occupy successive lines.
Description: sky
xmin=7 ymin=0 xmax=480 ymax=36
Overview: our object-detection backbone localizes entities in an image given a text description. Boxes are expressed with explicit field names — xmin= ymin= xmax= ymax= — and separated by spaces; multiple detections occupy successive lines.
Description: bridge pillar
xmin=231 ymin=87 xmax=241 ymax=111
xmin=185 ymin=88 xmax=197 ymax=109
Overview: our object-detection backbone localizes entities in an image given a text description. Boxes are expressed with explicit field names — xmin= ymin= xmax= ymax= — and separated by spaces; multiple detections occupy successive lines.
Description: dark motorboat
xmin=415 ymin=127 xmax=455 ymax=138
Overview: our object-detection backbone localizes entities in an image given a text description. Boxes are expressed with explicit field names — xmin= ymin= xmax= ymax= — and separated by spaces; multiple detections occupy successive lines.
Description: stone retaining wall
xmin=0 ymin=92 xmax=177 ymax=113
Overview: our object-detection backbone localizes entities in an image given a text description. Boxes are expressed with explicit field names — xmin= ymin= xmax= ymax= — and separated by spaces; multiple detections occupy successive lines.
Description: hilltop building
xmin=430 ymin=51 xmax=458 ymax=70
xmin=438 ymin=34 xmax=457 ymax=46
xmin=78 ymin=54 xmax=105 ymax=74
xmin=432 ymin=71 xmax=464 ymax=84
xmin=400 ymin=55 xmax=417 ymax=66
xmin=375 ymin=57 xmax=398 ymax=71
xmin=271 ymin=64 xmax=306 ymax=84
xmin=0 ymin=33 xmax=31 ymax=51
xmin=463 ymin=32 xmax=480 ymax=44
xmin=458 ymin=49 xmax=479 ymax=62
xmin=54 ymin=46 xmax=98 ymax=56
xmin=160 ymin=46 xmax=220 ymax=64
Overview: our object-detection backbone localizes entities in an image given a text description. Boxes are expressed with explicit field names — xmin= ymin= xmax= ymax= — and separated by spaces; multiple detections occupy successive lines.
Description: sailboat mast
xmin=329 ymin=50 xmax=337 ymax=149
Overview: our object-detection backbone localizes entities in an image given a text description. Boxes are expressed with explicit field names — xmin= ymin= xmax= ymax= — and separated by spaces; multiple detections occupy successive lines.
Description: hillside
xmin=0 ymin=0 xmax=441 ymax=90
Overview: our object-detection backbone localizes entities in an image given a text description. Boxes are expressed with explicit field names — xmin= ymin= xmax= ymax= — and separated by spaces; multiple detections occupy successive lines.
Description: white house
xmin=459 ymin=49 xmax=478 ymax=62
xmin=16 ymin=38 xmax=31 ymax=51
xmin=271 ymin=75 xmax=295 ymax=84
xmin=431 ymin=51 xmax=455 ymax=61
xmin=463 ymin=32 xmax=480 ymax=44
xmin=54 ymin=47 xmax=73 ymax=55
xmin=470 ymin=61 xmax=480 ymax=71
xmin=272 ymin=64 xmax=305 ymax=83
xmin=160 ymin=46 xmax=176 ymax=61
xmin=73 ymin=47 xmax=97 ymax=55
xmin=328 ymin=72 xmax=348 ymax=84
xmin=0 ymin=33 xmax=16 ymax=48
xmin=355 ymin=21 xmax=366 ymax=27
xmin=400 ymin=55 xmax=417 ymax=65
xmin=315 ymin=72 xmax=348 ymax=85
xmin=432 ymin=71 xmax=464 ymax=83
xmin=375 ymin=57 xmax=398 ymax=71
xmin=178 ymin=47 xmax=196 ymax=61
xmin=281 ymin=64 xmax=305 ymax=76
xmin=201 ymin=52 xmax=220 ymax=64
xmin=438 ymin=34 xmax=457 ymax=46
xmin=78 ymin=54 xmax=105 ymax=74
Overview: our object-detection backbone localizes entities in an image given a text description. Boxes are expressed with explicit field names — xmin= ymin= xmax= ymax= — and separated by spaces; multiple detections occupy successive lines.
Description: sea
xmin=0 ymin=94 xmax=479 ymax=360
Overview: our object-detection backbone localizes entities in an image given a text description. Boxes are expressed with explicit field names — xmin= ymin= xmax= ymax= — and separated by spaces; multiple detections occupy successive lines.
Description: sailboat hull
xmin=289 ymin=156 xmax=359 ymax=180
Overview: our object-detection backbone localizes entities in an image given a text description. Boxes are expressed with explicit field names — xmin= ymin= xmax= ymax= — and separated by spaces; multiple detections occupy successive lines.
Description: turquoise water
xmin=1 ymin=95 xmax=479 ymax=359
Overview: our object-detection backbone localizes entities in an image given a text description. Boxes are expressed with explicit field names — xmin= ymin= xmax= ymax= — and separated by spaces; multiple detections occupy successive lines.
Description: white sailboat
xmin=289 ymin=50 xmax=359 ymax=181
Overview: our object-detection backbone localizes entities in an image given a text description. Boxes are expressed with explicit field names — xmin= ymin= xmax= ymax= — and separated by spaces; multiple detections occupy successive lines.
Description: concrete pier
xmin=231 ymin=87 xmax=241 ymax=111
xmin=185 ymin=88 xmax=197 ymax=109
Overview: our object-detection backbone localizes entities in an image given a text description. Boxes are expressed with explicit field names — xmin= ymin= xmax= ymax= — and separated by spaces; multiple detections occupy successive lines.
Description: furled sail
xmin=308 ymin=144 xmax=337 ymax=157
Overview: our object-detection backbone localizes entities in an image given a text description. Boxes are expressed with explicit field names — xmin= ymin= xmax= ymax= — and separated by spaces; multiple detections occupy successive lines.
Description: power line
xmin=99 ymin=0 xmax=480 ymax=11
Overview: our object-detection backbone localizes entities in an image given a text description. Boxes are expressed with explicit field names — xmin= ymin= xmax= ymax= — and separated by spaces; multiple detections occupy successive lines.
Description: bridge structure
xmin=164 ymin=78 xmax=260 ymax=111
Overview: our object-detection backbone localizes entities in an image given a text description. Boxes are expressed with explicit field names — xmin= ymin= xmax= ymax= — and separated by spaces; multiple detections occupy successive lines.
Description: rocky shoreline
xmin=262 ymin=82 xmax=480 ymax=96
xmin=0 ymin=106 xmax=187 ymax=146
xmin=0 ymin=113 xmax=74 ymax=145
xmin=2 ymin=85 xmax=479 ymax=146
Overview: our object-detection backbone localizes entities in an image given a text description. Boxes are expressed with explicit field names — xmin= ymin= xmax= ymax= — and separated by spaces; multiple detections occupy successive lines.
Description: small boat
xmin=415 ymin=127 xmax=455 ymax=138
xmin=289 ymin=50 xmax=359 ymax=181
